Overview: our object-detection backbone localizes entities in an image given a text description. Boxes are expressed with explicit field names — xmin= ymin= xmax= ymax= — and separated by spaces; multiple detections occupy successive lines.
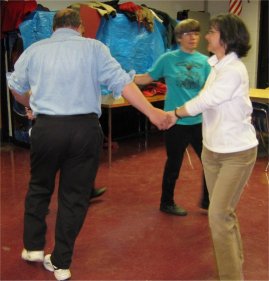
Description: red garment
xmin=142 ymin=82 xmax=167 ymax=97
xmin=143 ymin=87 xmax=157 ymax=97
xmin=80 ymin=5 xmax=101 ymax=39
xmin=155 ymin=82 xmax=167 ymax=95
xmin=119 ymin=2 xmax=141 ymax=13
xmin=1 ymin=0 xmax=37 ymax=35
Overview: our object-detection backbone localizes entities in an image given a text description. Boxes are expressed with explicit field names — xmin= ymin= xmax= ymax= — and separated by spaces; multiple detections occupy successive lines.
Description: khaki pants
xmin=202 ymin=146 xmax=257 ymax=280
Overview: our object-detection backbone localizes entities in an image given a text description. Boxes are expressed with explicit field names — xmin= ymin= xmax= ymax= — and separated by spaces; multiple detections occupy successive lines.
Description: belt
xmin=37 ymin=113 xmax=98 ymax=119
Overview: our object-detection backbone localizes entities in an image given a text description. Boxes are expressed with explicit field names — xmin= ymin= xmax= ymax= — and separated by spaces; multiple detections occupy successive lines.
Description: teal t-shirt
xmin=148 ymin=49 xmax=211 ymax=125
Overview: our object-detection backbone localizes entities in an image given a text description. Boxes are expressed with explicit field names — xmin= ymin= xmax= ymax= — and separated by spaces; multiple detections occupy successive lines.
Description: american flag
xmin=229 ymin=0 xmax=242 ymax=16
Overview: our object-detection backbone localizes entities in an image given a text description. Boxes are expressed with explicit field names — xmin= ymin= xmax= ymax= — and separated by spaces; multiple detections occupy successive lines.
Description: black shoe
xmin=200 ymin=200 xmax=209 ymax=210
xmin=160 ymin=203 xmax=188 ymax=216
xmin=90 ymin=187 xmax=107 ymax=199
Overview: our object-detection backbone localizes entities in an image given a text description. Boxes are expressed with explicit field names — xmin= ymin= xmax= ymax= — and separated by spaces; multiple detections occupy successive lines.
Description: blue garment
xmin=96 ymin=14 xmax=166 ymax=74
xmin=96 ymin=13 xmax=166 ymax=95
xmin=8 ymin=28 xmax=133 ymax=117
xmin=148 ymin=49 xmax=211 ymax=125
xmin=19 ymin=11 xmax=56 ymax=50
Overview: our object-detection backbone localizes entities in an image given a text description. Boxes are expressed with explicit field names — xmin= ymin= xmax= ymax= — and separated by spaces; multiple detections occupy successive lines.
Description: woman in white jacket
xmin=173 ymin=14 xmax=258 ymax=280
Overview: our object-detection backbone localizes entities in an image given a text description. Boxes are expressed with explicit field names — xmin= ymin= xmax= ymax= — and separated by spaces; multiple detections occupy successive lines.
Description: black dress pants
xmin=23 ymin=114 xmax=103 ymax=269
xmin=161 ymin=123 xmax=209 ymax=206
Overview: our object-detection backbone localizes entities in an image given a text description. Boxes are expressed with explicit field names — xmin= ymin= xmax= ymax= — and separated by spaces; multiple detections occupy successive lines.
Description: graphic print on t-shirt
xmin=175 ymin=62 xmax=203 ymax=89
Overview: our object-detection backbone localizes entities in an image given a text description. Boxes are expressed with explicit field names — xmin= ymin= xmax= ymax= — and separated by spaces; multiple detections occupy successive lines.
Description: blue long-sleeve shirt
xmin=8 ymin=28 xmax=133 ymax=117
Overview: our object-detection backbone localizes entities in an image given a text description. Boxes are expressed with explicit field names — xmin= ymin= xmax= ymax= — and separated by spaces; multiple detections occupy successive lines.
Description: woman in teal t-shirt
xmin=135 ymin=19 xmax=211 ymax=216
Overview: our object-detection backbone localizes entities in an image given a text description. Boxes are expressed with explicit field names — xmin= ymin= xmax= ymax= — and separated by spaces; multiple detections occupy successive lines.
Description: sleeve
xmin=7 ymin=49 xmax=31 ymax=95
xmin=147 ymin=53 xmax=166 ymax=81
xmin=185 ymin=65 xmax=242 ymax=116
xmin=94 ymin=42 xmax=134 ymax=98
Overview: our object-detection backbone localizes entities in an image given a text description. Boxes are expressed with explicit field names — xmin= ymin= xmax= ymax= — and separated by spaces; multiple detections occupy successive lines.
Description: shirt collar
xmin=208 ymin=52 xmax=239 ymax=69
xmin=52 ymin=28 xmax=81 ymax=38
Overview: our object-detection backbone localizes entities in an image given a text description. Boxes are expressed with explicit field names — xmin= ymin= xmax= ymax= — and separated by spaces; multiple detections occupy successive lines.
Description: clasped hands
xmin=148 ymin=108 xmax=178 ymax=130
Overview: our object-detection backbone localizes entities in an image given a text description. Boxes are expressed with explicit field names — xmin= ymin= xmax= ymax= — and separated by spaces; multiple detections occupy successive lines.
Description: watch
xmin=174 ymin=107 xmax=181 ymax=119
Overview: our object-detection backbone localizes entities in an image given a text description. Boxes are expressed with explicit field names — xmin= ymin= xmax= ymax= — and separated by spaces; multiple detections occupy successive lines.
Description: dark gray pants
xmin=23 ymin=114 xmax=103 ymax=268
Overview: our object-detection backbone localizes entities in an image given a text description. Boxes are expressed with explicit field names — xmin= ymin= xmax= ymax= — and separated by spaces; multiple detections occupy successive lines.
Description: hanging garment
xmin=118 ymin=2 xmax=141 ymax=22
xmin=136 ymin=6 xmax=155 ymax=32
xmin=96 ymin=13 xmax=166 ymax=74
xmin=119 ymin=2 xmax=141 ymax=13
xmin=141 ymin=82 xmax=167 ymax=97
xmin=141 ymin=5 xmax=178 ymax=49
xmin=69 ymin=1 xmax=116 ymax=19
xmin=19 ymin=11 xmax=56 ymax=49
xmin=102 ymin=0 xmax=119 ymax=10
xmin=80 ymin=5 xmax=101 ymax=38
xmin=1 ymin=0 xmax=37 ymax=37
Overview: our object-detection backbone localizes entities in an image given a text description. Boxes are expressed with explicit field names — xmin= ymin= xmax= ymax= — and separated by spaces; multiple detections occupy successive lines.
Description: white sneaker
xmin=21 ymin=248 xmax=44 ymax=262
xmin=43 ymin=254 xmax=71 ymax=281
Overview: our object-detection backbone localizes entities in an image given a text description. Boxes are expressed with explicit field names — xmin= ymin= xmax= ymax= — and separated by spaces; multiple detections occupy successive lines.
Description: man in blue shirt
xmin=8 ymin=8 xmax=173 ymax=281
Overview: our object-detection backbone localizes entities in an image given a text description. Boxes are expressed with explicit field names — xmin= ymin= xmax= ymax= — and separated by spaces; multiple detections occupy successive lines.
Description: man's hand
xmin=166 ymin=110 xmax=178 ymax=126
xmin=25 ymin=107 xmax=35 ymax=120
xmin=148 ymin=108 xmax=176 ymax=130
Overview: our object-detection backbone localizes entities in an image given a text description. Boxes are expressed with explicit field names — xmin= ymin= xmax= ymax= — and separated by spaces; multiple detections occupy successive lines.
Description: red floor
xmin=1 ymin=134 xmax=268 ymax=280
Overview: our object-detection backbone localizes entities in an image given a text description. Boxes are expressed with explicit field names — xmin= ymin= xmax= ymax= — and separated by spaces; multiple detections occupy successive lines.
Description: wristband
xmin=174 ymin=107 xmax=181 ymax=119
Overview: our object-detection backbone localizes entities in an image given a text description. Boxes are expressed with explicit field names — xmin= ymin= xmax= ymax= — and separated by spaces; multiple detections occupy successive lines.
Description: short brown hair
xmin=209 ymin=13 xmax=251 ymax=57
xmin=174 ymin=19 xmax=200 ymax=39
xmin=53 ymin=8 xmax=81 ymax=31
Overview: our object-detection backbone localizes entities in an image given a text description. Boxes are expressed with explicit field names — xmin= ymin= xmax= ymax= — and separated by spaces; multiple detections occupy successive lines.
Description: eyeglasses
xmin=182 ymin=31 xmax=200 ymax=37
xmin=207 ymin=29 xmax=218 ymax=34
